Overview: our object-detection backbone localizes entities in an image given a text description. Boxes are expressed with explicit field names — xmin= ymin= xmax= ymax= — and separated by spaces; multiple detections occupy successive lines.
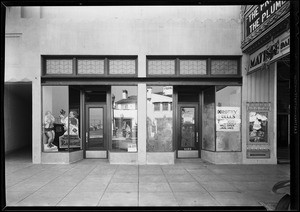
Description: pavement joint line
xmin=96 ymin=164 xmax=119 ymax=206
xmin=55 ymin=163 xmax=100 ymax=206
xmin=184 ymin=165 xmax=223 ymax=206
xmin=5 ymin=165 xmax=52 ymax=189
xmin=12 ymin=164 xmax=77 ymax=205
xmin=160 ymin=164 xmax=179 ymax=207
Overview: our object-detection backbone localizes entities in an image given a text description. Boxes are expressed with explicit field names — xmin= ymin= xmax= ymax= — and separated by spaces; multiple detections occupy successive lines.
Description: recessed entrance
xmin=177 ymin=103 xmax=199 ymax=158
xmin=175 ymin=86 xmax=205 ymax=158
xmin=84 ymin=89 xmax=108 ymax=158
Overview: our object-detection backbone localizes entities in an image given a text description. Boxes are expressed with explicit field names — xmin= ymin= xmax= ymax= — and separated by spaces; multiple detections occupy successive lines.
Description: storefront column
xmin=137 ymin=83 xmax=147 ymax=164
xmin=32 ymin=77 xmax=42 ymax=163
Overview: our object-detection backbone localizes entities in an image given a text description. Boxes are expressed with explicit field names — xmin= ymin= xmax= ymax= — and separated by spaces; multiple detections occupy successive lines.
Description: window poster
xmin=216 ymin=107 xmax=240 ymax=131
xmin=248 ymin=112 xmax=268 ymax=143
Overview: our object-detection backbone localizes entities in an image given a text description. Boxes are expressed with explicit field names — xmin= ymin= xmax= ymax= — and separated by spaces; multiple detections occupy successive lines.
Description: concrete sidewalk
xmin=5 ymin=151 xmax=290 ymax=207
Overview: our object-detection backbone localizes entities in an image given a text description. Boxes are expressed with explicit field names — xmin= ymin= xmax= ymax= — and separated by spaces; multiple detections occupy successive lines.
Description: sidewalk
xmin=5 ymin=151 xmax=290 ymax=207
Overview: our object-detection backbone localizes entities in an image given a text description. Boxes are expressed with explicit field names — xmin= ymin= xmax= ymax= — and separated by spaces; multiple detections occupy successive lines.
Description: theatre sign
xmin=248 ymin=31 xmax=290 ymax=73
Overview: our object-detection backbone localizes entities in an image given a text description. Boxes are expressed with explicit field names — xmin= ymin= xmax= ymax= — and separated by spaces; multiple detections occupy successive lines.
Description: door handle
xmin=86 ymin=132 xmax=88 ymax=142
xmin=196 ymin=132 xmax=198 ymax=142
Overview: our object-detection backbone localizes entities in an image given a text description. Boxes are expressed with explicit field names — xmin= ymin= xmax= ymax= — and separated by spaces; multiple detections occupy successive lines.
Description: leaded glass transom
xmin=46 ymin=59 xmax=73 ymax=75
xmin=109 ymin=60 xmax=136 ymax=75
xmin=77 ymin=60 xmax=105 ymax=75
xmin=180 ymin=60 xmax=207 ymax=75
xmin=148 ymin=60 xmax=175 ymax=75
xmin=211 ymin=60 xmax=238 ymax=75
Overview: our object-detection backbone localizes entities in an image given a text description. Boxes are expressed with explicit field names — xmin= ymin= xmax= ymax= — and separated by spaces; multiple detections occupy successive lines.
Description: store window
xmin=147 ymin=86 xmax=173 ymax=152
xmin=216 ymin=86 xmax=241 ymax=151
xmin=42 ymin=86 xmax=81 ymax=152
xmin=111 ymin=86 xmax=138 ymax=152
xmin=202 ymin=87 xmax=215 ymax=151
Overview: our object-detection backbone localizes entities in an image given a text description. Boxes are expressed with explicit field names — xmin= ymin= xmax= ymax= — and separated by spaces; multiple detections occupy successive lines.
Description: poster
xmin=248 ymin=112 xmax=268 ymax=143
xmin=216 ymin=107 xmax=240 ymax=131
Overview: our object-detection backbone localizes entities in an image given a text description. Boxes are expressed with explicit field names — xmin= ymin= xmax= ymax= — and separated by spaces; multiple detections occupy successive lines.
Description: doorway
xmin=85 ymin=104 xmax=107 ymax=158
xmin=177 ymin=103 xmax=200 ymax=158
xmin=4 ymin=82 xmax=32 ymax=158
xmin=277 ymin=59 xmax=290 ymax=163
xmin=84 ymin=88 xmax=108 ymax=158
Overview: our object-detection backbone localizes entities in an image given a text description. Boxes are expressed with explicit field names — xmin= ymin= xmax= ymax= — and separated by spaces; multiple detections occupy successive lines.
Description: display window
xmin=111 ymin=86 xmax=138 ymax=152
xmin=42 ymin=86 xmax=81 ymax=152
xmin=216 ymin=86 xmax=242 ymax=151
xmin=202 ymin=87 xmax=216 ymax=151
xmin=146 ymin=86 xmax=173 ymax=152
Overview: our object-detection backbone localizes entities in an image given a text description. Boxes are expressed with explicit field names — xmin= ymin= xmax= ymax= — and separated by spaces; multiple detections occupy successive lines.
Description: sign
xmin=128 ymin=143 xmax=137 ymax=152
xmin=245 ymin=1 xmax=287 ymax=37
xmin=246 ymin=102 xmax=271 ymax=111
xmin=216 ymin=107 xmax=240 ymax=131
xmin=59 ymin=135 xmax=81 ymax=149
xmin=249 ymin=31 xmax=290 ymax=73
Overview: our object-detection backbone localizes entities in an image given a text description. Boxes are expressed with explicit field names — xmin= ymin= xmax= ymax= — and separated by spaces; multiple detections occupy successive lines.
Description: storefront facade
xmin=5 ymin=5 xmax=261 ymax=164
xmin=241 ymin=1 xmax=290 ymax=164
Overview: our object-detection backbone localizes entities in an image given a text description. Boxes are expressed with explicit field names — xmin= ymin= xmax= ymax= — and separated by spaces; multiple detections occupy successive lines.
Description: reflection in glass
xmin=147 ymin=86 xmax=173 ymax=152
xmin=181 ymin=108 xmax=195 ymax=148
xmin=42 ymin=86 xmax=69 ymax=152
xmin=87 ymin=108 xmax=104 ymax=150
xmin=216 ymin=86 xmax=241 ymax=151
xmin=202 ymin=87 xmax=215 ymax=151
xmin=42 ymin=86 xmax=82 ymax=152
xmin=112 ymin=86 xmax=138 ymax=152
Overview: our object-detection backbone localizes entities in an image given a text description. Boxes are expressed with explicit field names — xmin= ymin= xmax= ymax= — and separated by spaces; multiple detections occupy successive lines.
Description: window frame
xmin=42 ymin=55 xmax=138 ymax=78
xmin=146 ymin=56 xmax=241 ymax=77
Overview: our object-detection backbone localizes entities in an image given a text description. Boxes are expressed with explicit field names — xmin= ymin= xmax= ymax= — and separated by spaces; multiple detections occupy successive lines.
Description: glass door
xmin=177 ymin=104 xmax=199 ymax=158
xmin=85 ymin=104 xmax=107 ymax=158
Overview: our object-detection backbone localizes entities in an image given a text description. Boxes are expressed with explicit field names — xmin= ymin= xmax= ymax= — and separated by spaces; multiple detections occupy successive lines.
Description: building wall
xmin=5 ymin=6 xmax=243 ymax=163
xmin=241 ymin=56 xmax=277 ymax=164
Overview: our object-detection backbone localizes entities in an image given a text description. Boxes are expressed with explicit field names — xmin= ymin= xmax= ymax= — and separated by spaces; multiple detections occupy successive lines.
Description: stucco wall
xmin=5 ymin=6 xmax=242 ymax=81
xmin=5 ymin=6 xmax=243 ymax=163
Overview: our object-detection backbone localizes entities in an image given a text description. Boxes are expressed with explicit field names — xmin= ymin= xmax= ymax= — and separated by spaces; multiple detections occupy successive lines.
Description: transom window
xmin=43 ymin=56 xmax=137 ymax=76
xmin=147 ymin=56 xmax=240 ymax=77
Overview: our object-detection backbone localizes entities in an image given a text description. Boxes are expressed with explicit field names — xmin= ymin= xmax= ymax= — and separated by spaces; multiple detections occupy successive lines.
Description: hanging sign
xmin=248 ymin=31 xmax=290 ymax=73
xmin=245 ymin=1 xmax=288 ymax=37
xmin=216 ymin=107 xmax=240 ymax=131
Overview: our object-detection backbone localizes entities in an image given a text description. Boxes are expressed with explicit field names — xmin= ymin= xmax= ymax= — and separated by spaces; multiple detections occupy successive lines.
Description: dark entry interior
xmin=277 ymin=59 xmax=290 ymax=163
xmin=4 ymin=82 xmax=32 ymax=158
xmin=83 ymin=86 xmax=108 ymax=158
xmin=175 ymin=86 xmax=212 ymax=158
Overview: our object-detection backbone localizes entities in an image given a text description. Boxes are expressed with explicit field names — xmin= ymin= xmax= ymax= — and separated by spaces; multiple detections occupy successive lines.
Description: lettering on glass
xmin=216 ymin=107 xmax=241 ymax=131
